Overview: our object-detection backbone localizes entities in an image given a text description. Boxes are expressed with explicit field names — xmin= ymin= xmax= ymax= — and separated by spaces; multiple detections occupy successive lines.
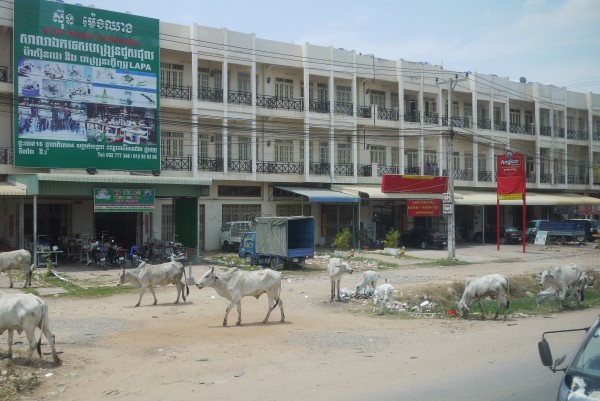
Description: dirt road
xmin=6 ymin=243 xmax=600 ymax=401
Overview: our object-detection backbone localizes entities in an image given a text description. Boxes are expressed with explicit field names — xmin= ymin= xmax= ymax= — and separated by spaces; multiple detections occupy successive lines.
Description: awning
xmin=331 ymin=185 xmax=443 ymax=200
xmin=454 ymin=190 xmax=600 ymax=206
xmin=275 ymin=186 xmax=360 ymax=203
xmin=0 ymin=182 xmax=26 ymax=196
xmin=9 ymin=173 xmax=212 ymax=197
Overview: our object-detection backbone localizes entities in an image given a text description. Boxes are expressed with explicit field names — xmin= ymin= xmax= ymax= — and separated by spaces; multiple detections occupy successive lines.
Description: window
xmin=162 ymin=205 xmax=174 ymax=242
xmin=299 ymin=140 xmax=313 ymax=163
xmin=424 ymin=150 xmax=437 ymax=173
xmin=337 ymin=143 xmax=351 ymax=164
xmin=199 ymin=67 xmax=209 ymax=88
xmin=510 ymin=108 xmax=521 ymax=125
xmin=464 ymin=104 xmax=472 ymax=119
xmin=218 ymin=186 xmax=261 ymax=197
xmin=392 ymin=147 xmax=399 ymax=166
xmin=465 ymin=153 xmax=473 ymax=171
xmin=336 ymin=85 xmax=351 ymax=104
xmin=391 ymin=93 xmax=399 ymax=109
xmin=239 ymin=136 xmax=250 ymax=160
xmin=494 ymin=106 xmax=502 ymax=122
xmin=214 ymin=134 xmax=223 ymax=160
xmin=213 ymin=70 xmax=222 ymax=90
xmin=317 ymin=83 xmax=328 ymax=102
xmin=424 ymin=97 xmax=437 ymax=114
xmin=370 ymin=145 xmax=385 ymax=165
xmin=160 ymin=62 xmax=183 ymax=87
xmin=300 ymin=81 xmax=313 ymax=99
xmin=370 ymin=90 xmax=385 ymax=108
xmin=478 ymin=107 xmax=487 ymax=120
xmin=222 ymin=204 xmax=261 ymax=223
xmin=319 ymin=142 xmax=329 ymax=163
xmin=277 ymin=204 xmax=311 ymax=216
xmin=161 ymin=131 xmax=184 ymax=157
xmin=452 ymin=101 xmax=459 ymax=118
xmin=405 ymin=149 xmax=418 ymax=168
xmin=453 ymin=152 xmax=460 ymax=171
xmin=478 ymin=154 xmax=488 ymax=171
xmin=275 ymin=78 xmax=294 ymax=98
xmin=199 ymin=134 xmax=209 ymax=159
xmin=237 ymin=72 xmax=250 ymax=93
xmin=275 ymin=140 xmax=293 ymax=162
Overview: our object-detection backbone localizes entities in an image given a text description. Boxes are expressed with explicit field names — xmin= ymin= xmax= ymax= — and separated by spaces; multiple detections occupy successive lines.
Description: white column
xmin=251 ymin=34 xmax=257 ymax=174
xmin=222 ymin=28 xmax=229 ymax=173
xmin=303 ymin=43 xmax=311 ymax=178
xmin=191 ymin=23 xmax=199 ymax=176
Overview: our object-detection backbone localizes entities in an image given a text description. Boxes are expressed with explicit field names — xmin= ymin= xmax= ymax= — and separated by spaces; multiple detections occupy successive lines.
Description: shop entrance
xmin=94 ymin=212 xmax=138 ymax=250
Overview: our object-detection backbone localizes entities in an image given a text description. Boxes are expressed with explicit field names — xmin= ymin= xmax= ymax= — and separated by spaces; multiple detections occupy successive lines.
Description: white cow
xmin=457 ymin=274 xmax=510 ymax=320
xmin=356 ymin=270 xmax=382 ymax=296
xmin=372 ymin=283 xmax=396 ymax=315
xmin=540 ymin=264 xmax=583 ymax=306
xmin=537 ymin=271 xmax=589 ymax=306
xmin=117 ymin=261 xmax=189 ymax=307
xmin=328 ymin=258 xmax=353 ymax=302
xmin=0 ymin=249 xmax=34 ymax=288
xmin=0 ymin=291 xmax=60 ymax=364
xmin=196 ymin=266 xmax=284 ymax=326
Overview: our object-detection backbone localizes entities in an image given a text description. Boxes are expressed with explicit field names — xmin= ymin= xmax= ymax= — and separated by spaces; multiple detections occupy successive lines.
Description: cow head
xmin=457 ymin=300 xmax=470 ymax=317
xmin=342 ymin=262 xmax=353 ymax=274
xmin=540 ymin=270 xmax=552 ymax=287
xmin=196 ymin=266 xmax=217 ymax=289
xmin=117 ymin=268 xmax=128 ymax=286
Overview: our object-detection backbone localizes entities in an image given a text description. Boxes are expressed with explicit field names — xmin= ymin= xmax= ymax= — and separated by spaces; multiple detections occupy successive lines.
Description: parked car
xmin=219 ymin=221 xmax=254 ymax=251
xmin=526 ymin=219 xmax=548 ymax=243
xmin=570 ymin=219 xmax=600 ymax=242
xmin=400 ymin=227 xmax=447 ymax=249
xmin=474 ymin=226 xmax=522 ymax=244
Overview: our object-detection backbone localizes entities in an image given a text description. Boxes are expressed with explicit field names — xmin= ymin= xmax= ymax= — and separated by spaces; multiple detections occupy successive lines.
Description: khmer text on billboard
xmin=13 ymin=0 xmax=160 ymax=170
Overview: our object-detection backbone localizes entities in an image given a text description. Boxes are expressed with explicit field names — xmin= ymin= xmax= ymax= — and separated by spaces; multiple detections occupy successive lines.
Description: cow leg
xmin=6 ymin=329 xmax=13 ymax=359
xmin=24 ymin=328 xmax=36 ymax=364
xmin=277 ymin=297 xmax=285 ymax=323
xmin=336 ymin=279 xmax=341 ymax=301
xmin=330 ymin=281 xmax=335 ymax=302
xmin=235 ymin=301 xmax=242 ymax=326
xmin=263 ymin=295 xmax=274 ymax=323
xmin=173 ymin=283 xmax=181 ymax=304
xmin=477 ymin=299 xmax=486 ymax=319
xmin=223 ymin=300 xmax=237 ymax=326
xmin=149 ymin=285 xmax=158 ymax=305
xmin=40 ymin=325 xmax=60 ymax=364
xmin=8 ymin=270 xmax=13 ymax=288
xmin=135 ymin=285 xmax=147 ymax=307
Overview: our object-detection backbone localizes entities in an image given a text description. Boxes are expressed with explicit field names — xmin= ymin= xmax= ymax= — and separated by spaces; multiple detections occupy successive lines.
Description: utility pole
xmin=437 ymin=73 xmax=468 ymax=260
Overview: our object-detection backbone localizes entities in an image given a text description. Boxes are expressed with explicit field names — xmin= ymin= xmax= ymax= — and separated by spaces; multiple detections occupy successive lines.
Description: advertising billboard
xmin=13 ymin=0 xmax=160 ymax=170
xmin=94 ymin=188 xmax=155 ymax=212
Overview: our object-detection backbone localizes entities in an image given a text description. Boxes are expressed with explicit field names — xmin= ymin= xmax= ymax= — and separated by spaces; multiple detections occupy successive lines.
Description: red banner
xmin=382 ymin=175 xmax=447 ymax=194
xmin=407 ymin=199 xmax=442 ymax=217
xmin=497 ymin=151 xmax=525 ymax=197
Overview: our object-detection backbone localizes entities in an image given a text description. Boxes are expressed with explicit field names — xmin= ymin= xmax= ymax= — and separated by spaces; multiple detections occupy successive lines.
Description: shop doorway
xmin=94 ymin=212 xmax=137 ymax=249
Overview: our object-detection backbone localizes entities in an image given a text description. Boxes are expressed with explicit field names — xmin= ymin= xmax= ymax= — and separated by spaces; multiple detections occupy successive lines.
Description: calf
xmin=196 ymin=266 xmax=284 ymax=326
xmin=356 ymin=270 xmax=382 ymax=296
xmin=328 ymin=258 xmax=353 ymax=302
xmin=117 ymin=261 xmax=189 ymax=307
xmin=0 ymin=249 xmax=34 ymax=288
xmin=540 ymin=264 xmax=582 ymax=306
xmin=457 ymin=274 xmax=510 ymax=320
xmin=0 ymin=291 xmax=60 ymax=364
xmin=372 ymin=283 xmax=396 ymax=315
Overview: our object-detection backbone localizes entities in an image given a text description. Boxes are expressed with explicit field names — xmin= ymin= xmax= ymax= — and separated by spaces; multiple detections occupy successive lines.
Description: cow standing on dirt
xmin=117 ymin=261 xmax=189 ymax=307
xmin=196 ymin=266 xmax=284 ymax=326
xmin=328 ymin=258 xmax=353 ymax=302
xmin=0 ymin=249 xmax=34 ymax=288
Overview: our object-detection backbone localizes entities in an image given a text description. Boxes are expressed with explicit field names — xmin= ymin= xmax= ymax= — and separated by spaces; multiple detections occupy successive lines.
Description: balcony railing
xmin=540 ymin=173 xmax=553 ymax=184
xmin=198 ymin=87 xmax=223 ymax=103
xmin=378 ymin=107 xmax=399 ymax=121
xmin=451 ymin=169 xmax=474 ymax=181
xmin=358 ymin=164 xmax=371 ymax=177
xmin=310 ymin=162 xmax=329 ymax=175
xmin=334 ymin=163 xmax=353 ymax=176
xmin=555 ymin=127 xmax=565 ymax=138
xmin=423 ymin=112 xmax=439 ymax=125
xmin=161 ymin=155 xmax=192 ymax=171
xmin=160 ymin=85 xmax=191 ymax=101
xmin=540 ymin=126 xmax=552 ymax=136
xmin=477 ymin=118 xmax=491 ymax=129
xmin=227 ymin=159 xmax=252 ymax=172
xmin=334 ymin=101 xmax=353 ymax=116
xmin=0 ymin=66 xmax=10 ymax=83
xmin=594 ymin=131 xmax=600 ymax=141
xmin=198 ymin=157 xmax=224 ymax=172
xmin=442 ymin=116 xmax=470 ymax=128
xmin=423 ymin=166 xmax=440 ymax=176
xmin=228 ymin=90 xmax=252 ymax=105
xmin=509 ymin=123 xmax=533 ymax=135
xmin=0 ymin=148 xmax=13 ymax=165
xmin=257 ymin=161 xmax=303 ymax=174
xmin=378 ymin=165 xmax=400 ymax=176
xmin=405 ymin=166 xmax=421 ymax=175
xmin=567 ymin=175 xmax=589 ymax=185
xmin=309 ymin=100 xmax=330 ymax=114
xmin=404 ymin=111 xmax=420 ymax=123
xmin=357 ymin=106 xmax=371 ymax=119
xmin=478 ymin=170 xmax=493 ymax=182
xmin=567 ymin=130 xmax=589 ymax=141
xmin=256 ymin=95 xmax=303 ymax=111
xmin=493 ymin=120 xmax=506 ymax=131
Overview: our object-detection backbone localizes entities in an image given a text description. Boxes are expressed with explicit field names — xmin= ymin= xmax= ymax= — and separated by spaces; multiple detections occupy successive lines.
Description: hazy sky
xmin=87 ymin=0 xmax=599 ymax=94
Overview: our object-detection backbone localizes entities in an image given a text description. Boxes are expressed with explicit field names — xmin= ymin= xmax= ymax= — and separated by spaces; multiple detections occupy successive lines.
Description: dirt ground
xmin=4 ymin=242 xmax=600 ymax=401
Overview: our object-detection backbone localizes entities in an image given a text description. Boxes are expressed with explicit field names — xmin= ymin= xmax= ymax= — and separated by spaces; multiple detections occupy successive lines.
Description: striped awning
xmin=0 ymin=182 xmax=26 ymax=196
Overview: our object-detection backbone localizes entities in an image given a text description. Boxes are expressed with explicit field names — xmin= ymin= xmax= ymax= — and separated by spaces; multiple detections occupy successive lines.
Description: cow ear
xmin=210 ymin=266 xmax=215 ymax=273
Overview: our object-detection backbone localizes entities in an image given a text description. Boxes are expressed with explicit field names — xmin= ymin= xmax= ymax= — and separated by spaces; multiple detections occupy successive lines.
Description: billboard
xmin=407 ymin=199 xmax=441 ymax=217
xmin=13 ymin=0 xmax=160 ymax=170
xmin=94 ymin=188 xmax=155 ymax=212
xmin=497 ymin=150 xmax=526 ymax=199
xmin=381 ymin=175 xmax=448 ymax=194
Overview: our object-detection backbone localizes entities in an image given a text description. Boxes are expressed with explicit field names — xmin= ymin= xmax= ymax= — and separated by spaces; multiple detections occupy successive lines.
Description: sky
xmin=85 ymin=0 xmax=599 ymax=94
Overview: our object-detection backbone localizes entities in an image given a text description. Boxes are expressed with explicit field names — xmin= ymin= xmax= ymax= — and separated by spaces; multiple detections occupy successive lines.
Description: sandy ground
xmin=4 ymin=242 xmax=600 ymax=401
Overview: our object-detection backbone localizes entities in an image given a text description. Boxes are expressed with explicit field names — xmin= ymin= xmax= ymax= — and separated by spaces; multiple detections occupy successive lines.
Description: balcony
xmin=509 ymin=123 xmax=533 ymax=135
xmin=309 ymin=100 xmax=330 ymax=114
xmin=256 ymin=95 xmax=303 ymax=111
xmin=423 ymin=112 xmax=439 ymax=125
xmin=310 ymin=162 xmax=329 ymax=175
xmin=555 ymin=127 xmax=565 ymax=138
xmin=334 ymin=101 xmax=353 ymax=116
xmin=357 ymin=106 xmax=371 ymax=119
xmin=334 ymin=163 xmax=353 ymax=176
xmin=378 ymin=107 xmax=399 ymax=121
xmin=358 ymin=164 xmax=371 ymax=177
xmin=198 ymin=157 xmax=224 ymax=172
xmin=477 ymin=119 xmax=491 ymax=130
xmin=594 ymin=131 xmax=600 ymax=141
xmin=442 ymin=116 xmax=471 ymax=128
xmin=256 ymin=161 xmax=303 ymax=174
xmin=405 ymin=166 xmax=421 ymax=175
xmin=378 ymin=165 xmax=400 ymax=176
xmin=494 ymin=120 xmax=507 ymax=131
xmin=161 ymin=156 xmax=192 ymax=171
xmin=567 ymin=175 xmax=589 ymax=185
xmin=403 ymin=111 xmax=419 ymax=123
xmin=0 ymin=66 xmax=10 ymax=83
xmin=478 ymin=170 xmax=493 ymax=182
xmin=198 ymin=87 xmax=223 ymax=103
xmin=540 ymin=173 xmax=552 ymax=184
xmin=160 ymin=85 xmax=191 ymax=101
xmin=567 ymin=130 xmax=588 ymax=141
xmin=228 ymin=159 xmax=252 ymax=173
xmin=540 ymin=126 xmax=552 ymax=137
xmin=228 ymin=90 xmax=252 ymax=105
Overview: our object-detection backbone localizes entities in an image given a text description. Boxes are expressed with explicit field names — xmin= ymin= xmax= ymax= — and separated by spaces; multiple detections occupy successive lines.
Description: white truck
xmin=219 ymin=221 xmax=254 ymax=251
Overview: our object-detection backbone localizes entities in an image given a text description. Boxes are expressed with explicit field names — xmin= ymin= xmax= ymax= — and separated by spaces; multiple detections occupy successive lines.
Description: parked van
xmin=219 ymin=221 xmax=254 ymax=251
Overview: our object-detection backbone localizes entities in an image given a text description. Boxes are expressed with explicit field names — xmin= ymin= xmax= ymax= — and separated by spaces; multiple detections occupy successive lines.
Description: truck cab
xmin=539 ymin=314 xmax=600 ymax=400
xmin=220 ymin=221 xmax=254 ymax=251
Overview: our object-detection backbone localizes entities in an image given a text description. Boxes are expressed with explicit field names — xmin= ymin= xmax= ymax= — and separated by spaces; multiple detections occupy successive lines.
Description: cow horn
xmin=210 ymin=266 xmax=215 ymax=273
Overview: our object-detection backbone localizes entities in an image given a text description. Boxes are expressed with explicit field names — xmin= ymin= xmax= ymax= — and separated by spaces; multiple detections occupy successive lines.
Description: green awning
xmin=9 ymin=173 xmax=211 ymax=197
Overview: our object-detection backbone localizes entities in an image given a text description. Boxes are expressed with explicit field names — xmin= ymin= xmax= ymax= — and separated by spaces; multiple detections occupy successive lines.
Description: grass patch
xmin=0 ymin=360 xmax=40 ymax=401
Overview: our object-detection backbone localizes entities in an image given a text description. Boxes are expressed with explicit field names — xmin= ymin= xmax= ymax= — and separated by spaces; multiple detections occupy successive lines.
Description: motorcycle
xmin=90 ymin=241 xmax=108 ymax=269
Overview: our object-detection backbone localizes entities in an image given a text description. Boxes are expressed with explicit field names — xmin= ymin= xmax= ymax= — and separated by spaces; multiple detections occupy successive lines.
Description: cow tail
xmin=270 ymin=284 xmax=282 ymax=312
xmin=182 ymin=266 xmax=190 ymax=297
xmin=505 ymin=279 xmax=511 ymax=310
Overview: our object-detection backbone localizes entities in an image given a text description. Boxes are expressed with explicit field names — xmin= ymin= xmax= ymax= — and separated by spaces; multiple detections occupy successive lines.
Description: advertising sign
xmin=382 ymin=175 xmax=448 ymax=194
xmin=14 ymin=0 xmax=160 ymax=170
xmin=497 ymin=150 xmax=526 ymax=198
xmin=407 ymin=199 xmax=441 ymax=217
xmin=94 ymin=188 xmax=155 ymax=212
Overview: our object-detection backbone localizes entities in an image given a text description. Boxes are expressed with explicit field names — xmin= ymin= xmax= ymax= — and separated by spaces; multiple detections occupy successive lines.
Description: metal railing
xmin=334 ymin=101 xmax=353 ymax=116
xmin=0 ymin=66 xmax=10 ymax=83
xmin=310 ymin=162 xmax=329 ymax=175
xmin=358 ymin=164 xmax=371 ymax=177
xmin=160 ymin=85 xmax=191 ymax=101
xmin=555 ymin=127 xmax=565 ymax=138
xmin=228 ymin=90 xmax=252 ymax=105
xmin=477 ymin=118 xmax=491 ymax=129
xmin=378 ymin=165 xmax=400 ymax=176
xmin=256 ymin=161 xmax=303 ymax=174
xmin=198 ymin=87 xmax=224 ymax=103
xmin=0 ymin=148 xmax=13 ymax=165
xmin=378 ymin=107 xmax=400 ymax=121
xmin=309 ymin=100 xmax=330 ymax=114
xmin=404 ymin=111 xmax=420 ymax=123
xmin=357 ymin=106 xmax=371 ymax=119
xmin=594 ymin=131 xmax=600 ymax=141
xmin=334 ymin=163 xmax=353 ymax=176
xmin=494 ymin=120 xmax=507 ymax=131
xmin=161 ymin=156 xmax=191 ymax=171
xmin=441 ymin=116 xmax=470 ymax=128
xmin=509 ymin=123 xmax=532 ymax=135
xmin=256 ymin=95 xmax=303 ymax=111
xmin=478 ymin=170 xmax=493 ymax=182
xmin=423 ymin=112 xmax=439 ymax=125
xmin=540 ymin=173 xmax=552 ymax=184
xmin=540 ymin=126 xmax=552 ymax=136
xmin=405 ymin=166 xmax=421 ymax=175
xmin=228 ymin=159 xmax=252 ymax=172
xmin=198 ymin=158 xmax=224 ymax=172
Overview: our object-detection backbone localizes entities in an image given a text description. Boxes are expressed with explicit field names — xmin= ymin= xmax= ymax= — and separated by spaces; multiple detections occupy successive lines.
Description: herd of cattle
xmin=0 ymin=249 xmax=593 ymax=366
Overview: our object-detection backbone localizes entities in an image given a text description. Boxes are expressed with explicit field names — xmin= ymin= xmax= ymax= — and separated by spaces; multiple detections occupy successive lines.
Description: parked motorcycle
xmin=90 ymin=241 xmax=108 ymax=269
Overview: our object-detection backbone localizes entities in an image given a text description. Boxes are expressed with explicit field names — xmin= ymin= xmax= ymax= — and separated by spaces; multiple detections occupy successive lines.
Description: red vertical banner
xmin=496 ymin=150 xmax=527 ymax=252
